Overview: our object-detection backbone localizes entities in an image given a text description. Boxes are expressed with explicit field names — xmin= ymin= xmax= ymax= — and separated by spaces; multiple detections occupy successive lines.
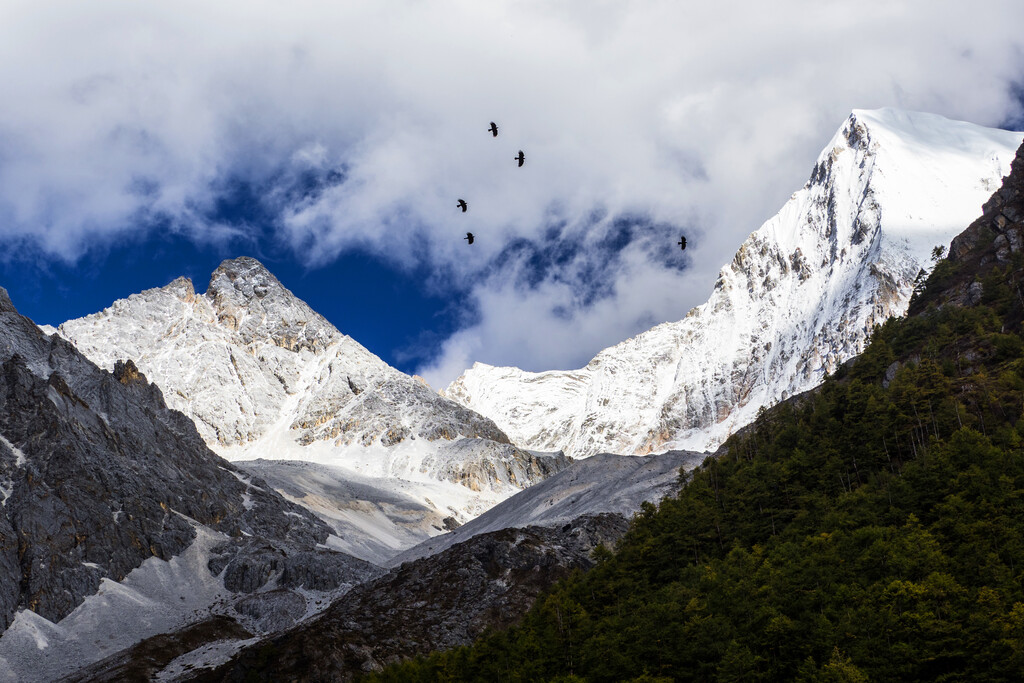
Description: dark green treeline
xmin=371 ymin=253 xmax=1024 ymax=682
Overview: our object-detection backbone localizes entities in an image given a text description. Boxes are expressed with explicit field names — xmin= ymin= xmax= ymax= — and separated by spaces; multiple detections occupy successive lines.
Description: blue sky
xmin=2 ymin=1 xmax=1024 ymax=388
xmin=0 ymin=202 xmax=684 ymax=377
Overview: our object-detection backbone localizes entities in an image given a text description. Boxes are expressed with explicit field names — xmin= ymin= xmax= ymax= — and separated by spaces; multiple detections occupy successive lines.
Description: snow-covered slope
xmin=445 ymin=109 xmax=1024 ymax=458
xmin=56 ymin=258 xmax=569 ymax=556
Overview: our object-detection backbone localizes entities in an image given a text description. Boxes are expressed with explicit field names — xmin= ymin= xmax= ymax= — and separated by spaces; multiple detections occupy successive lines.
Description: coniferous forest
xmin=368 ymin=174 xmax=1024 ymax=681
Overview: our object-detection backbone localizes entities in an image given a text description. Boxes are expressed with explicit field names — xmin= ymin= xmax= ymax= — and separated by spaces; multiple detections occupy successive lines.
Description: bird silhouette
xmin=515 ymin=150 xmax=525 ymax=167
xmin=457 ymin=199 xmax=467 ymax=212
xmin=465 ymin=232 xmax=475 ymax=245
xmin=488 ymin=122 xmax=498 ymax=137
xmin=678 ymin=236 xmax=687 ymax=251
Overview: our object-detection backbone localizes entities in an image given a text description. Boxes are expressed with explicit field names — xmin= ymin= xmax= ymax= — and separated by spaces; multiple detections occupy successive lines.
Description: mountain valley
xmin=53 ymin=257 xmax=570 ymax=563
xmin=1 ymin=108 xmax=1022 ymax=681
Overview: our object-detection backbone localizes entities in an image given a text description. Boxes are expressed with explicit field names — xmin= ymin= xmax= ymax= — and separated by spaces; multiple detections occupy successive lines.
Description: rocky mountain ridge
xmin=55 ymin=258 xmax=570 ymax=561
xmin=59 ymin=258 xmax=506 ymax=451
xmin=184 ymin=514 xmax=630 ymax=682
xmin=390 ymin=449 xmax=705 ymax=566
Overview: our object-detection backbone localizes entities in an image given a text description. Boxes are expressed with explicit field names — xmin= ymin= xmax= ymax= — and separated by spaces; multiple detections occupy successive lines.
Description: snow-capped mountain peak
xmin=444 ymin=109 xmax=1024 ymax=459
xmin=205 ymin=256 xmax=335 ymax=351
xmin=56 ymin=258 xmax=569 ymax=560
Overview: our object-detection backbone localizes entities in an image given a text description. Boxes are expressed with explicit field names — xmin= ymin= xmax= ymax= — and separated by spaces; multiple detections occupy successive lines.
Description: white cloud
xmin=1 ymin=0 xmax=1023 ymax=385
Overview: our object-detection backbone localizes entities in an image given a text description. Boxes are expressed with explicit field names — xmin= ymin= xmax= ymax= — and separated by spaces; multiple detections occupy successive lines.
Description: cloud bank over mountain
xmin=2 ymin=0 xmax=1023 ymax=385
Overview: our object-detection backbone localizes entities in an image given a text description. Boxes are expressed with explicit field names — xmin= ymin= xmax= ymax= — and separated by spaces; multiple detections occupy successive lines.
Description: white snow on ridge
xmin=851 ymin=108 xmax=1019 ymax=261
xmin=55 ymin=258 xmax=568 ymax=557
xmin=0 ymin=433 xmax=27 ymax=507
xmin=445 ymin=109 xmax=1024 ymax=459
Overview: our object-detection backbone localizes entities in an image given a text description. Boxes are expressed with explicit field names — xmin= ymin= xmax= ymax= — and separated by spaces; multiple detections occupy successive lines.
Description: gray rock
xmin=882 ymin=360 xmax=900 ymax=389
xmin=185 ymin=514 xmax=630 ymax=682
xmin=391 ymin=450 xmax=703 ymax=566
xmin=233 ymin=589 xmax=308 ymax=632
xmin=210 ymin=543 xmax=374 ymax=593
xmin=0 ymin=287 xmax=378 ymax=633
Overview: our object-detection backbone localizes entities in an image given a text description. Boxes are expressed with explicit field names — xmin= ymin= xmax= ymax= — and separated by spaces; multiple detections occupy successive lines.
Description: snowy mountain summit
xmin=62 ymin=258 xmax=507 ymax=452
xmin=57 ymin=258 xmax=567 ymax=556
xmin=444 ymin=109 xmax=1024 ymax=458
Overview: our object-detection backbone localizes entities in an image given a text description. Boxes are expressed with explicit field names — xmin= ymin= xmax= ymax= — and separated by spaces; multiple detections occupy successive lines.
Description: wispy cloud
xmin=1 ymin=0 xmax=1023 ymax=386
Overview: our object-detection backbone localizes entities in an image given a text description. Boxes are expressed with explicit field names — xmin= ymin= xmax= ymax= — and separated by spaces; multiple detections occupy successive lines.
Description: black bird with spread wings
xmin=488 ymin=122 xmax=498 ymax=137
xmin=465 ymin=232 xmax=475 ymax=245
xmin=678 ymin=236 xmax=687 ymax=251
xmin=515 ymin=150 xmax=525 ymax=167
xmin=457 ymin=199 xmax=467 ymax=212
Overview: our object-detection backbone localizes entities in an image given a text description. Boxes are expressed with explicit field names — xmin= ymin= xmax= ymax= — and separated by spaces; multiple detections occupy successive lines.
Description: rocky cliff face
xmin=55 ymin=258 xmax=570 ymax=558
xmin=445 ymin=109 xmax=1024 ymax=458
xmin=0 ymin=287 xmax=379 ymax=680
xmin=180 ymin=514 xmax=629 ymax=682
xmin=923 ymin=140 xmax=1024 ymax=313
xmin=53 ymin=451 xmax=695 ymax=680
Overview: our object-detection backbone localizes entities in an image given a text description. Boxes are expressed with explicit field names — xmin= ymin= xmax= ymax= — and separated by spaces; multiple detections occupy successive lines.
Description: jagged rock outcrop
xmin=444 ymin=109 xmax=1024 ymax=458
xmin=926 ymin=140 xmax=1024 ymax=312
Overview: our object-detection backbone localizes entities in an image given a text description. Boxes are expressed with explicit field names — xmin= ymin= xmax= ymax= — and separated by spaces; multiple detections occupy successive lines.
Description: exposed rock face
xmin=64 ymin=616 xmax=255 ymax=683
xmin=55 ymin=257 xmax=571 ymax=555
xmin=0 ymin=287 xmax=379 ymax=676
xmin=933 ymin=140 xmax=1024 ymax=311
xmin=444 ymin=109 xmax=1024 ymax=458
xmin=185 ymin=514 xmax=630 ymax=682
xmin=99 ymin=452 xmax=694 ymax=679
xmin=58 ymin=258 xmax=507 ymax=452
xmin=421 ymin=438 xmax=569 ymax=492
xmin=53 ymin=449 xmax=664 ymax=681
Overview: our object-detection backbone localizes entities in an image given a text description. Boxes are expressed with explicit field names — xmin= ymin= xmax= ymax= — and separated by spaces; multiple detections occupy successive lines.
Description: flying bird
xmin=465 ymin=232 xmax=475 ymax=245
xmin=678 ymin=236 xmax=687 ymax=251
xmin=488 ymin=122 xmax=498 ymax=137
xmin=515 ymin=150 xmax=525 ymax=167
xmin=457 ymin=199 xmax=467 ymax=212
